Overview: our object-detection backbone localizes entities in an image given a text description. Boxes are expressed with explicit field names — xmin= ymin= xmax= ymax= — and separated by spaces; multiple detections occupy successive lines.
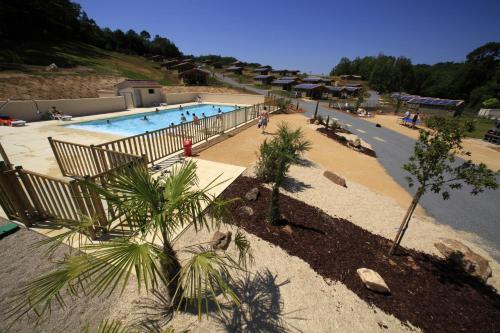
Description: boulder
xmin=357 ymin=268 xmax=391 ymax=294
xmin=244 ymin=187 xmax=260 ymax=201
xmin=323 ymin=170 xmax=347 ymax=188
xmin=434 ymin=238 xmax=492 ymax=282
xmin=211 ymin=231 xmax=232 ymax=251
xmin=45 ymin=63 xmax=58 ymax=72
xmin=238 ymin=205 xmax=254 ymax=216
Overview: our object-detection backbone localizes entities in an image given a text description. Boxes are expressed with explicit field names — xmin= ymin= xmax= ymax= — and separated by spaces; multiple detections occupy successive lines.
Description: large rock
xmin=434 ymin=238 xmax=492 ymax=282
xmin=211 ymin=231 xmax=232 ymax=251
xmin=45 ymin=63 xmax=58 ymax=72
xmin=238 ymin=205 xmax=254 ymax=216
xmin=323 ymin=170 xmax=347 ymax=188
xmin=244 ymin=187 xmax=260 ymax=201
xmin=357 ymin=268 xmax=391 ymax=294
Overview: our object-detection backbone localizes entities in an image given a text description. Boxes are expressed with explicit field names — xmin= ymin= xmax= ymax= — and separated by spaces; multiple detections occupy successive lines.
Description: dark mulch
xmin=317 ymin=127 xmax=377 ymax=157
xmin=221 ymin=176 xmax=500 ymax=333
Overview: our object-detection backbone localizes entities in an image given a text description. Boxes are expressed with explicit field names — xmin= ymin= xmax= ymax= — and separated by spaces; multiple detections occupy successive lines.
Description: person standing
xmin=412 ymin=112 xmax=419 ymax=128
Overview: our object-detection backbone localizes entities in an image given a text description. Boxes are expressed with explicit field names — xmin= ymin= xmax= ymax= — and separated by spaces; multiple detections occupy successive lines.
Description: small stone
xmin=45 ymin=63 xmax=58 ymax=72
xmin=357 ymin=268 xmax=391 ymax=294
xmin=238 ymin=205 xmax=254 ymax=216
xmin=281 ymin=224 xmax=293 ymax=235
xmin=323 ymin=170 xmax=347 ymax=187
xmin=244 ymin=187 xmax=260 ymax=201
xmin=211 ymin=231 xmax=232 ymax=250
xmin=434 ymin=238 xmax=492 ymax=282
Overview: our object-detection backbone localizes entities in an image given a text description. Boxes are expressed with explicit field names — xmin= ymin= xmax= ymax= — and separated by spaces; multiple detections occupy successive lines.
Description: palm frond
xmin=32 ymin=215 xmax=97 ymax=256
xmin=81 ymin=319 xmax=132 ymax=333
xmin=175 ymin=246 xmax=242 ymax=320
xmin=234 ymin=230 xmax=254 ymax=268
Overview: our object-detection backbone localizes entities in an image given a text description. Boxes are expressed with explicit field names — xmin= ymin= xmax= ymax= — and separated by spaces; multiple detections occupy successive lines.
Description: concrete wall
xmin=0 ymin=97 xmax=126 ymax=122
xmin=137 ymin=87 xmax=162 ymax=107
xmin=164 ymin=92 xmax=199 ymax=105
xmin=200 ymin=93 xmax=264 ymax=105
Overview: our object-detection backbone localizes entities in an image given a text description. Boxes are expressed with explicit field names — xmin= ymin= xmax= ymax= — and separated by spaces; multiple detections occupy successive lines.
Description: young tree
xmin=390 ymin=117 xmax=498 ymax=255
xmin=255 ymin=123 xmax=311 ymax=224
xmin=8 ymin=161 xmax=252 ymax=321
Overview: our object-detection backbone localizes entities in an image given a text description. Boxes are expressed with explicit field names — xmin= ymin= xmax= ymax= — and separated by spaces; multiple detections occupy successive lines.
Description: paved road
xmin=216 ymin=75 xmax=500 ymax=258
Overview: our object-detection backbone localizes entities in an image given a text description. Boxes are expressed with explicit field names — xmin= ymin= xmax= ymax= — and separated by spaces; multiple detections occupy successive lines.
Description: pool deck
xmin=0 ymin=102 xmax=249 ymax=178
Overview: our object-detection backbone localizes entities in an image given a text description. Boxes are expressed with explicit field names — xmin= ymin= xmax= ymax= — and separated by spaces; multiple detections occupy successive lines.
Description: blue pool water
xmin=67 ymin=104 xmax=236 ymax=136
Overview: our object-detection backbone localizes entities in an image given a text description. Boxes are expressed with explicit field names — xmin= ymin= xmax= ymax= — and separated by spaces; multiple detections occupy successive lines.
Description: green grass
xmin=457 ymin=115 xmax=495 ymax=139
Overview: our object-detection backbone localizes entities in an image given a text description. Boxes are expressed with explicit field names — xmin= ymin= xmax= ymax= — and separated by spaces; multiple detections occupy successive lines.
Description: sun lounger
xmin=52 ymin=113 xmax=72 ymax=121
xmin=11 ymin=120 xmax=26 ymax=126
xmin=0 ymin=222 xmax=20 ymax=239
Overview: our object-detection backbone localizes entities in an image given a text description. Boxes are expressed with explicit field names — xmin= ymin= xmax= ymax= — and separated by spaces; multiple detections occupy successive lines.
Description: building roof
xmin=293 ymin=83 xmax=324 ymax=90
xmin=326 ymin=86 xmax=344 ymax=92
xmin=117 ymin=80 xmax=162 ymax=89
xmin=280 ymin=76 xmax=299 ymax=81
xmin=271 ymin=79 xmax=296 ymax=85
xmin=171 ymin=62 xmax=195 ymax=69
xmin=303 ymin=77 xmax=330 ymax=83
xmin=253 ymin=68 xmax=271 ymax=72
xmin=390 ymin=93 xmax=464 ymax=107
xmin=226 ymin=66 xmax=243 ymax=70
xmin=179 ymin=68 xmax=210 ymax=77
xmin=254 ymin=75 xmax=275 ymax=79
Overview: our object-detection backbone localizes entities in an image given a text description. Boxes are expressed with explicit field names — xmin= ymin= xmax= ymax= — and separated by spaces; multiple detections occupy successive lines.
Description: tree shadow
xmin=294 ymin=158 xmax=316 ymax=168
xmin=129 ymin=289 xmax=174 ymax=332
xmin=281 ymin=176 xmax=312 ymax=193
xmin=214 ymin=269 xmax=305 ymax=333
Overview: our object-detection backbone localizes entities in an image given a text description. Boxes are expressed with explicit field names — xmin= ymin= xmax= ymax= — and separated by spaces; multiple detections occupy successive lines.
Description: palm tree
xmin=256 ymin=122 xmax=311 ymax=224
xmin=8 ymin=161 xmax=252 ymax=321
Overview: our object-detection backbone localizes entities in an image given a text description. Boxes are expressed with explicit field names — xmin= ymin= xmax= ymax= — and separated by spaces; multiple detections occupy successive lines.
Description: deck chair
xmin=0 ymin=222 xmax=20 ymax=239
xmin=52 ymin=113 xmax=72 ymax=121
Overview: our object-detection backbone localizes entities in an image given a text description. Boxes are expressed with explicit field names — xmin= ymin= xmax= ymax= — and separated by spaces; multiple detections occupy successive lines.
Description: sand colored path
xmin=198 ymin=113 xmax=421 ymax=213
xmin=364 ymin=114 xmax=500 ymax=171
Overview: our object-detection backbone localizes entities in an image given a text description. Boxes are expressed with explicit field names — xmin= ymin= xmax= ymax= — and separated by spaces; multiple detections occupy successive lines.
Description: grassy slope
xmin=0 ymin=42 xmax=179 ymax=85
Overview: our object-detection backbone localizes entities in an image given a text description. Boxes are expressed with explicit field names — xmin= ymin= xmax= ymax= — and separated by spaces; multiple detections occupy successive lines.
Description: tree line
xmin=0 ymin=0 xmax=181 ymax=58
xmin=330 ymin=42 xmax=500 ymax=110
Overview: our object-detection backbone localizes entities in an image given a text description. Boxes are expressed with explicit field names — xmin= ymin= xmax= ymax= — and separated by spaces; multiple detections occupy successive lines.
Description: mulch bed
xmin=317 ymin=127 xmax=377 ymax=157
xmin=221 ymin=176 xmax=500 ymax=333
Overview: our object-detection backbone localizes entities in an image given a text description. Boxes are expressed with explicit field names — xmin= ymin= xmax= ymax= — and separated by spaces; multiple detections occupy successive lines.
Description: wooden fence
xmin=50 ymin=101 xmax=278 ymax=178
xmin=49 ymin=138 xmax=146 ymax=178
xmin=0 ymin=161 xmax=128 ymax=238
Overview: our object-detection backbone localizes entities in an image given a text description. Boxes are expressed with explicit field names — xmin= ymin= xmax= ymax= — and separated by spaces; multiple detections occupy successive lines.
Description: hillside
xmin=0 ymin=42 xmax=245 ymax=100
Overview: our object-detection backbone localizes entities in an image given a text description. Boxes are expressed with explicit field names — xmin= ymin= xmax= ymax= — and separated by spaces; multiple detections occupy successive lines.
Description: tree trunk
xmin=389 ymin=187 xmax=424 ymax=255
xmin=161 ymin=241 xmax=183 ymax=307
xmin=268 ymin=182 xmax=280 ymax=225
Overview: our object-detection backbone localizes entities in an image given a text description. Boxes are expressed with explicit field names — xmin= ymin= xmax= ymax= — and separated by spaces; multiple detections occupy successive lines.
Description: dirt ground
xmin=0 ymin=72 xmax=248 ymax=100
xmin=0 ymin=72 xmax=124 ymax=100
xmin=365 ymin=114 xmax=500 ymax=171
xmin=197 ymin=112 xmax=422 ymax=213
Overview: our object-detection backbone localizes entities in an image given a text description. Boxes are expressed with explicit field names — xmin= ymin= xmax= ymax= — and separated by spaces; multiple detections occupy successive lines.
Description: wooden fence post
xmin=0 ymin=142 xmax=13 ymax=170
xmin=0 ymin=167 xmax=35 ymax=226
xmin=48 ymin=137 xmax=66 ymax=176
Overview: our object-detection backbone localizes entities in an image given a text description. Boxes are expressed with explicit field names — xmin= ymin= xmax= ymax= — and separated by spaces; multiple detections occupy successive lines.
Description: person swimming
xmin=218 ymin=108 xmax=221 ymax=112
xmin=170 ymin=122 xmax=175 ymax=127
xmin=186 ymin=110 xmax=190 ymax=116
xmin=106 ymin=119 xmax=111 ymax=124
xmin=142 ymin=115 xmax=148 ymax=121
xmin=155 ymin=108 xmax=159 ymax=113
xmin=202 ymin=113 xmax=206 ymax=118
xmin=179 ymin=105 xmax=183 ymax=110
xmin=180 ymin=113 xmax=187 ymax=122
xmin=193 ymin=113 xmax=199 ymax=125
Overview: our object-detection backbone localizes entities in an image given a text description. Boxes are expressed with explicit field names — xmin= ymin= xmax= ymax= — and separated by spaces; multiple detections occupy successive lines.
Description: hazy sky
xmin=78 ymin=0 xmax=500 ymax=74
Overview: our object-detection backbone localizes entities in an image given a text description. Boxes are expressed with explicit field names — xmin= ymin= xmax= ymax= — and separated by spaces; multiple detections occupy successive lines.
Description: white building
xmin=116 ymin=80 xmax=163 ymax=108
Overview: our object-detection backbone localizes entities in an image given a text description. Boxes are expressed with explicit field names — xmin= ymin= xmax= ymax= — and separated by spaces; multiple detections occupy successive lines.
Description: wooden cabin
xmin=292 ymin=83 xmax=327 ymax=99
xmin=171 ymin=62 xmax=196 ymax=73
xmin=226 ymin=66 xmax=243 ymax=75
xmin=179 ymin=68 xmax=211 ymax=85
xmin=254 ymin=75 xmax=276 ymax=85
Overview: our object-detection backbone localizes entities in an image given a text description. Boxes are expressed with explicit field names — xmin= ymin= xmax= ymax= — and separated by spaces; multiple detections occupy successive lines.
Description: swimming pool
xmin=67 ymin=104 xmax=236 ymax=136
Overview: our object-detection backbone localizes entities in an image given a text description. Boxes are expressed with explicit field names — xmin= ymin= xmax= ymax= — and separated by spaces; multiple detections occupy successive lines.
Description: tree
xmin=331 ymin=57 xmax=352 ymax=76
xmin=255 ymin=123 xmax=311 ymax=224
xmin=390 ymin=117 xmax=498 ymax=255
xmin=8 ymin=161 xmax=252 ymax=321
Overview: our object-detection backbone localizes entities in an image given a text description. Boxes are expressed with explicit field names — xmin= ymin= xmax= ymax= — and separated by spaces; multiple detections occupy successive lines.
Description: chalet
xmin=271 ymin=69 xmax=288 ymax=76
xmin=326 ymin=86 xmax=361 ymax=98
xmin=390 ymin=93 xmax=464 ymax=116
xmin=253 ymin=67 xmax=271 ymax=75
xmin=116 ymin=80 xmax=163 ymax=108
xmin=254 ymin=75 xmax=276 ymax=85
xmin=302 ymin=77 xmax=332 ymax=85
xmin=179 ymin=68 xmax=211 ymax=85
xmin=287 ymin=70 xmax=300 ymax=75
xmin=292 ymin=83 xmax=327 ymax=99
xmin=340 ymin=74 xmax=362 ymax=81
xmin=161 ymin=59 xmax=182 ymax=70
xmin=230 ymin=60 xmax=245 ymax=67
xmin=213 ymin=62 xmax=223 ymax=69
xmin=270 ymin=78 xmax=297 ymax=91
xmin=171 ymin=62 xmax=196 ymax=73
xmin=226 ymin=66 xmax=243 ymax=75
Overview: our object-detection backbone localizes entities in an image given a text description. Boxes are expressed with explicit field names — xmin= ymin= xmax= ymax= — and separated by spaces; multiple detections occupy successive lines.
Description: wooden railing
xmin=49 ymin=138 xmax=145 ymax=178
xmin=0 ymin=164 xmax=115 ymax=237
xmin=50 ymin=101 xmax=278 ymax=178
